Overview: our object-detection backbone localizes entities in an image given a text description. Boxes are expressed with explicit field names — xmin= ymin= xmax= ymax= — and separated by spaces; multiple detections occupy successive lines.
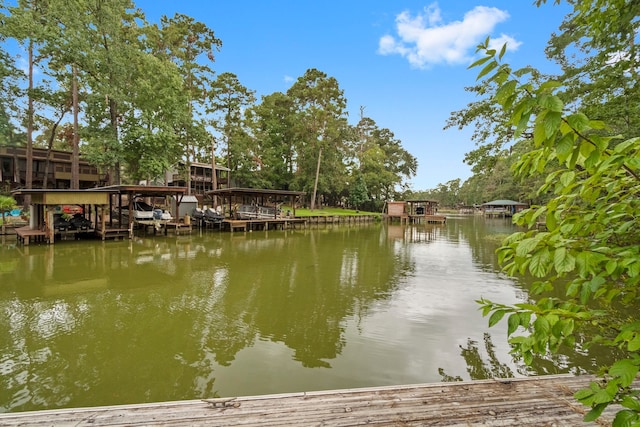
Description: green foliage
xmin=207 ymin=72 xmax=256 ymax=184
xmin=354 ymin=116 xmax=417 ymax=207
xmin=0 ymin=2 xmax=416 ymax=207
xmin=287 ymin=68 xmax=349 ymax=209
xmin=470 ymin=4 xmax=640 ymax=423
xmin=0 ymin=195 xmax=16 ymax=211
xmin=348 ymin=173 xmax=369 ymax=210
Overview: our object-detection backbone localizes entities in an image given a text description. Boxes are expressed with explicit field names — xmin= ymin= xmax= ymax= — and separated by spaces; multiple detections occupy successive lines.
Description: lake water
xmin=0 ymin=216 xmax=610 ymax=413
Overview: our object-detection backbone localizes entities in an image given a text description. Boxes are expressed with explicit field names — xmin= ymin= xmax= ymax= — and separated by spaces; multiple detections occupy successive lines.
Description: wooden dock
xmin=14 ymin=226 xmax=48 ymax=245
xmin=222 ymin=218 xmax=307 ymax=232
xmin=410 ymin=214 xmax=447 ymax=224
xmin=0 ymin=375 xmax=626 ymax=426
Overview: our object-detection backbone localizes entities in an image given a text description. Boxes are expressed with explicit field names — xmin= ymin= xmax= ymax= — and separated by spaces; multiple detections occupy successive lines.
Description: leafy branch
xmin=471 ymin=36 xmax=640 ymax=425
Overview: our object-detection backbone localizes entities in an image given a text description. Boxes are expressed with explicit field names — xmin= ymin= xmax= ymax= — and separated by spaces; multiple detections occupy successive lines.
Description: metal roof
xmin=481 ymin=199 xmax=528 ymax=206
xmin=206 ymin=187 xmax=305 ymax=197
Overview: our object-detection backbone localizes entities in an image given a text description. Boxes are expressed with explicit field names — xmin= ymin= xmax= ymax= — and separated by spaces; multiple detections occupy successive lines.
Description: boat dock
xmin=222 ymin=217 xmax=308 ymax=232
xmin=14 ymin=226 xmax=48 ymax=245
xmin=0 ymin=375 xmax=624 ymax=426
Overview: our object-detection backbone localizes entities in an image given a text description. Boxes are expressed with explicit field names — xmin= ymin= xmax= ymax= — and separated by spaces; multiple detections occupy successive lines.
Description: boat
xmin=237 ymin=204 xmax=277 ymax=220
xmin=53 ymin=213 xmax=93 ymax=231
xmin=153 ymin=208 xmax=173 ymax=221
xmin=191 ymin=207 xmax=205 ymax=221
xmin=119 ymin=200 xmax=154 ymax=220
xmin=204 ymin=207 xmax=224 ymax=224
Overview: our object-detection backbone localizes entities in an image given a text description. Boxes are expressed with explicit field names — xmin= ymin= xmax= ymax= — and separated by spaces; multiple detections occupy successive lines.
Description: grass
xmin=484 ymin=233 xmax=511 ymax=244
xmin=282 ymin=206 xmax=382 ymax=218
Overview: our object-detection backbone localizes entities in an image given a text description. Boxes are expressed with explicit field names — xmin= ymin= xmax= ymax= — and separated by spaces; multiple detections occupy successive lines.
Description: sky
xmin=135 ymin=1 xmax=572 ymax=191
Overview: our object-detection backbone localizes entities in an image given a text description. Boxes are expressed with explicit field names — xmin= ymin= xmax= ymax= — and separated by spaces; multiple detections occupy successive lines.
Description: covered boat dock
xmin=206 ymin=187 xmax=307 ymax=231
xmin=11 ymin=185 xmax=193 ymax=244
xmin=384 ymin=199 xmax=446 ymax=224
xmin=481 ymin=199 xmax=529 ymax=217
xmin=100 ymin=184 xmax=192 ymax=235
xmin=11 ymin=188 xmax=116 ymax=244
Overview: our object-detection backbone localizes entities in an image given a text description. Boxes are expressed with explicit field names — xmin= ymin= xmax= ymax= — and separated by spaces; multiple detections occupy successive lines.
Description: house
xmin=167 ymin=161 xmax=231 ymax=203
xmin=0 ymin=146 xmax=103 ymax=192
xmin=481 ymin=199 xmax=528 ymax=217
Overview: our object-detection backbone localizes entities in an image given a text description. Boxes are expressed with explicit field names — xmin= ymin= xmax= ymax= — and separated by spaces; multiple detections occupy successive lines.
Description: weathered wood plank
xmin=0 ymin=375 xmax=624 ymax=426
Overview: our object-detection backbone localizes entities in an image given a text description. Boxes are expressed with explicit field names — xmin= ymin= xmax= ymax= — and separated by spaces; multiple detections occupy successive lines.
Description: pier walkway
xmin=0 ymin=375 xmax=625 ymax=426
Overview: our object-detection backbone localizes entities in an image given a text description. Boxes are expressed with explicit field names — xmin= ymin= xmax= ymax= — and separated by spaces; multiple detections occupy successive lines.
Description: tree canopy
xmin=460 ymin=1 xmax=640 ymax=424
xmin=0 ymin=0 xmax=416 ymax=207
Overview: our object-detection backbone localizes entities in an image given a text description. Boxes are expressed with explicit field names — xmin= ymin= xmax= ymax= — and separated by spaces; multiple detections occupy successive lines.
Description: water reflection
xmin=0 ymin=218 xmax=615 ymax=413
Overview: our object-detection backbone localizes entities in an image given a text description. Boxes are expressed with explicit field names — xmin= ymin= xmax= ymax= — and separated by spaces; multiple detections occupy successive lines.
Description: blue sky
xmin=136 ymin=1 xmax=571 ymax=190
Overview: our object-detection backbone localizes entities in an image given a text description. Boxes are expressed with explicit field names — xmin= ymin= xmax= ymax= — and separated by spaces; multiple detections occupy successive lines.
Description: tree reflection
xmin=439 ymin=333 xmax=518 ymax=382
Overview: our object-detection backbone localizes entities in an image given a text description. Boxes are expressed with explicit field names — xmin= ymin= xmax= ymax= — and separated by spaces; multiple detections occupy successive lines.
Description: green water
xmin=0 ymin=217 xmax=615 ymax=413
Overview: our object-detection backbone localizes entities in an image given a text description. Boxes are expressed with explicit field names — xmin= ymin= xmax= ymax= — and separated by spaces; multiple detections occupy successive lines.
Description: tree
xmin=151 ymin=13 xmax=221 ymax=193
xmin=470 ymin=1 xmax=640 ymax=423
xmin=244 ymin=91 xmax=297 ymax=189
xmin=207 ymin=72 xmax=256 ymax=187
xmin=353 ymin=116 xmax=417 ymax=211
xmin=348 ymin=173 xmax=369 ymax=211
xmin=2 ymin=0 xmax=53 ymax=199
xmin=287 ymin=68 xmax=348 ymax=210
xmin=544 ymin=0 xmax=640 ymax=145
xmin=0 ymin=194 xmax=16 ymax=235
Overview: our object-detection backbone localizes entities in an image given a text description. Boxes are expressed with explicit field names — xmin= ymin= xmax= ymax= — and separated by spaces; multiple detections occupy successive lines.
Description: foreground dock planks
xmin=0 ymin=375 xmax=625 ymax=426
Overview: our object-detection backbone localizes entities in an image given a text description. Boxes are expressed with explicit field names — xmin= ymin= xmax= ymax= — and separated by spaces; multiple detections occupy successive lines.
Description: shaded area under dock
xmin=0 ymin=375 xmax=624 ymax=426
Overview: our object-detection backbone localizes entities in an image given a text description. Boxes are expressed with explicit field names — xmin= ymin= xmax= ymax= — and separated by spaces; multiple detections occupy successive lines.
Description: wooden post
xmin=46 ymin=207 xmax=54 ymax=244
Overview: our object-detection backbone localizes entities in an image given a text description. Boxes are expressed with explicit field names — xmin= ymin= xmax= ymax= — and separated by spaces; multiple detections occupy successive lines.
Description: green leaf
xmin=566 ymin=113 xmax=591 ymax=132
xmin=468 ymin=55 xmax=493 ymax=69
xmin=584 ymin=403 xmax=608 ymax=422
xmin=612 ymin=409 xmax=638 ymax=427
xmin=556 ymin=134 xmax=575 ymax=162
xmin=495 ymin=80 xmax=517 ymax=105
xmin=628 ymin=261 xmax=640 ymax=279
xmin=546 ymin=212 xmax=557 ymax=231
xmin=488 ymin=309 xmax=506 ymax=327
xmin=516 ymin=237 xmax=538 ymax=257
xmin=538 ymin=94 xmax=564 ymax=112
xmin=477 ymin=60 xmax=498 ymax=80
xmin=588 ymin=275 xmax=606 ymax=292
xmin=559 ymin=171 xmax=576 ymax=187
xmin=533 ymin=113 xmax=549 ymax=147
xmin=609 ymin=359 xmax=639 ymax=387
xmin=529 ymin=250 xmax=551 ymax=277
xmin=621 ymin=396 xmax=640 ymax=412
xmin=538 ymin=80 xmax=562 ymax=91
xmin=544 ymin=111 xmax=563 ymax=138
xmin=498 ymin=42 xmax=507 ymax=60
xmin=554 ymin=247 xmax=576 ymax=273
xmin=507 ymin=313 xmax=520 ymax=335
xmin=628 ymin=334 xmax=640 ymax=352
xmin=574 ymin=388 xmax=595 ymax=401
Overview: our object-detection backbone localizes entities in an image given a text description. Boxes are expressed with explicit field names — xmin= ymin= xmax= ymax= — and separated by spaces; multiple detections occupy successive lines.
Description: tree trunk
xmin=25 ymin=40 xmax=34 ymax=207
xmin=43 ymin=112 xmax=65 ymax=190
xmin=225 ymin=134 xmax=231 ymax=188
xmin=72 ymin=65 xmax=80 ymax=189
xmin=211 ymin=137 xmax=218 ymax=208
xmin=108 ymin=97 xmax=120 ymax=185
xmin=310 ymin=147 xmax=322 ymax=211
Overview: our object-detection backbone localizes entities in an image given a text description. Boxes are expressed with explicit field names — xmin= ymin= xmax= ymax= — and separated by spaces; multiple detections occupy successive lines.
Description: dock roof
xmin=94 ymin=185 xmax=188 ymax=198
xmin=482 ymin=199 xmax=528 ymax=206
xmin=206 ymin=187 xmax=305 ymax=197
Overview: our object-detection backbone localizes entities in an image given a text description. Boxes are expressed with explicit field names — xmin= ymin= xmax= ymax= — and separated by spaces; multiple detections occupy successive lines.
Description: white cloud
xmin=283 ymin=75 xmax=294 ymax=83
xmin=488 ymin=34 xmax=522 ymax=53
xmin=378 ymin=3 xmax=520 ymax=69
